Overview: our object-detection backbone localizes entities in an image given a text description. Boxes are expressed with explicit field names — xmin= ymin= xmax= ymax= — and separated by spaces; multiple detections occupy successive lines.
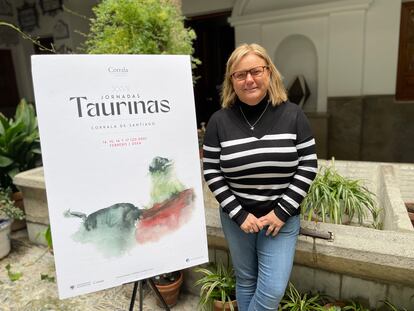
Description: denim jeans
xmin=220 ymin=210 xmax=300 ymax=311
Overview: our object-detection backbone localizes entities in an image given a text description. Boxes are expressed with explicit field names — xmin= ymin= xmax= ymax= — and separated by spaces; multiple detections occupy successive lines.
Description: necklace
xmin=239 ymin=101 xmax=270 ymax=130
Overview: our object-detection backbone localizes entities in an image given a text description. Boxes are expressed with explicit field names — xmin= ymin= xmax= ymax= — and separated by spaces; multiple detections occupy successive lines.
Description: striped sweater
xmin=203 ymin=99 xmax=317 ymax=226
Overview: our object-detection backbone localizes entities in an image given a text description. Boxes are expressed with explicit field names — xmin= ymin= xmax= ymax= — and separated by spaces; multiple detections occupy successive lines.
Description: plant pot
xmin=213 ymin=299 xmax=238 ymax=311
xmin=155 ymin=271 xmax=183 ymax=308
xmin=310 ymin=213 xmax=351 ymax=225
xmin=11 ymin=191 xmax=26 ymax=231
xmin=324 ymin=301 xmax=346 ymax=309
xmin=0 ymin=219 xmax=12 ymax=259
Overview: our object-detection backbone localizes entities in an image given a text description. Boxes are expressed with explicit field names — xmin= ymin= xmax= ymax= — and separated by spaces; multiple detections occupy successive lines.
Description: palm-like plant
xmin=381 ymin=300 xmax=408 ymax=311
xmin=194 ymin=261 xmax=237 ymax=311
xmin=301 ymin=159 xmax=381 ymax=228
xmin=0 ymin=99 xmax=41 ymax=191
xmin=279 ymin=282 xmax=324 ymax=311
xmin=342 ymin=300 xmax=370 ymax=311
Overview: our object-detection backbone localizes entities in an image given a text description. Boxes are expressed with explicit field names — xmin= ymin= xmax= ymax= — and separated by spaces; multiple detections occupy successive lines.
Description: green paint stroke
xmin=148 ymin=157 xmax=185 ymax=205
xmin=71 ymin=222 xmax=137 ymax=257
xmin=65 ymin=203 xmax=142 ymax=258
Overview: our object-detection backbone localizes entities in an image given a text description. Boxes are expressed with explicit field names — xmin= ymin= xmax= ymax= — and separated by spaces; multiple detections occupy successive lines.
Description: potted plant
xmin=301 ymin=159 xmax=382 ymax=228
xmin=0 ymin=187 xmax=25 ymax=258
xmin=0 ymin=98 xmax=41 ymax=191
xmin=152 ymin=270 xmax=184 ymax=307
xmin=323 ymin=301 xmax=345 ymax=310
xmin=0 ymin=98 xmax=41 ymax=230
xmin=195 ymin=261 xmax=237 ymax=311
xmin=341 ymin=300 xmax=370 ymax=311
xmin=279 ymin=282 xmax=323 ymax=310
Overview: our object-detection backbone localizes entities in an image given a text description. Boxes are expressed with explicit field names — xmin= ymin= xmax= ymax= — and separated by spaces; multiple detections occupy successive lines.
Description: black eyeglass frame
xmin=231 ymin=65 xmax=269 ymax=81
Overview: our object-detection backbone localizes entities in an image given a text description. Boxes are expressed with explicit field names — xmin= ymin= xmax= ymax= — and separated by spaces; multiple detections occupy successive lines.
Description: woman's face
xmin=231 ymin=53 xmax=270 ymax=106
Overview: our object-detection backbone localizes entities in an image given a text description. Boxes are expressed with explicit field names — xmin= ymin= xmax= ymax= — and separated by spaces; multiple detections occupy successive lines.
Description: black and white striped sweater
xmin=203 ymin=99 xmax=317 ymax=226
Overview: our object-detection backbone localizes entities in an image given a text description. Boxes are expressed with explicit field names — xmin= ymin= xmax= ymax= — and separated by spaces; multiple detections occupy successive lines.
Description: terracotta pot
xmin=324 ymin=301 xmax=346 ymax=309
xmin=155 ymin=271 xmax=183 ymax=307
xmin=213 ymin=299 xmax=238 ymax=311
xmin=11 ymin=192 xmax=26 ymax=231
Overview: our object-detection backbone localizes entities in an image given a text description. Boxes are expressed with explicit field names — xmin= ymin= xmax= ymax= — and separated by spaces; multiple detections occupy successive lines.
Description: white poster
xmin=31 ymin=55 xmax=208 ymax=299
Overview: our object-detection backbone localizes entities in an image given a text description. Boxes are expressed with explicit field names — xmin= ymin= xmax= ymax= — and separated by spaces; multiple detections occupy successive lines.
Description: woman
xmin=202 ymin=43 xmax=317 ymax=310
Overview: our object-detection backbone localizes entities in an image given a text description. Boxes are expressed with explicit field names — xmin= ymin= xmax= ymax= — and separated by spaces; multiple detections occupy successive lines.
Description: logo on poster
xmin=108 ymin=66 xmax=128 ymax=73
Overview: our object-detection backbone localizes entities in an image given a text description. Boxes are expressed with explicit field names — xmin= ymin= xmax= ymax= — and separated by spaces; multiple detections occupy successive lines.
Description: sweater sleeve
xmin=273 ymin=108 xmax=318 ymax=222
xmin=202 ymin=114 xmax=249 ymax=226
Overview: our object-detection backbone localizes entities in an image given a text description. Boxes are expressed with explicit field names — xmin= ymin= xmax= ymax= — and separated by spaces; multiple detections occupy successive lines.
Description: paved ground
xmin=0 ymin=230 xmax=199 ymax=311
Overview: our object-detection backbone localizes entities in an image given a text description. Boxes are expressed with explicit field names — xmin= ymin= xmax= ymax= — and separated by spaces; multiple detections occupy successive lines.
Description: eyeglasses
xmin=231 ymin=66 xmax=269 ymax=81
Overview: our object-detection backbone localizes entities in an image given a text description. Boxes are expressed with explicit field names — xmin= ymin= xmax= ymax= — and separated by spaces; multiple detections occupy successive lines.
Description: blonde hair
xmin=221 ymin=43 xmax=287 ymax=108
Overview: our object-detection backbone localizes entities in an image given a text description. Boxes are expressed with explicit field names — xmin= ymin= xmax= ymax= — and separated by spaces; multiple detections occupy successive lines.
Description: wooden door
xmin=396 ymin=2 xmax=414 ymax=100
xmin=185 ymin=12 xmax=235 ymax=126
xmin=0 ymin=49 xmax=19 ymax=117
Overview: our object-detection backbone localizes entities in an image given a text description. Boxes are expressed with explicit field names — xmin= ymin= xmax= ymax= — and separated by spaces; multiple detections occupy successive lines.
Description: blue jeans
xmin=220 ymin=210 xmax=300 ymax=311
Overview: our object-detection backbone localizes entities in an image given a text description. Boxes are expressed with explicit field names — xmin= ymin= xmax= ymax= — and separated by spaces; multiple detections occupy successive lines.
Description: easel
xmin=129 ymin=278 xmax=171 ymax=311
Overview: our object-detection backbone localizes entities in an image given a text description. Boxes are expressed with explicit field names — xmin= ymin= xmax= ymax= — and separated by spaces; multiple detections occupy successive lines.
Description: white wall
xmin=227 ymin=0 xmax=402 ymax=111
xmin=328 ymin=10 xmax=366 ymax=96
xmin=363 ymin=0 xmax=401 ymax=95
xmin=261 ymin=17 xmax=328 ymax=112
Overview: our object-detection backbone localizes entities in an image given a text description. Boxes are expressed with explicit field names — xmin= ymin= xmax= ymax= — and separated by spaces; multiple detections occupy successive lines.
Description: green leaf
xmin=0 ymin=99 xmax=41 ymax=190
xmin=5 ymin=264 xmax=22 ymax=281
xmin=40 ymin=273 xmax=55 ymax=282
xmin=0 ymin=155 xmax=13 ymax=167
xmin=0 ymin=114 xmax=9 ymax=135
xmin=44 ymin=225 xmax=53 ymax=250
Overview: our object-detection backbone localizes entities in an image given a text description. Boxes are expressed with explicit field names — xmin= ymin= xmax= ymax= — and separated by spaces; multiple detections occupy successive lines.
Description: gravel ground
xmin=0 ymin=230 xmax=199 ymax=311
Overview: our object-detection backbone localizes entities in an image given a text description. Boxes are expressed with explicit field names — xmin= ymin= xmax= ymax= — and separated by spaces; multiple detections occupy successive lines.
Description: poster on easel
xmin=31 ymin=54 xmax=208 ymax=299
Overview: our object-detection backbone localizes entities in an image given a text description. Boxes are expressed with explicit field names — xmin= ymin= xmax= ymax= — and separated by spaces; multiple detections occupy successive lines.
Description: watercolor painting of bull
xmin=64 ymin=156 xmax=195 ymax=257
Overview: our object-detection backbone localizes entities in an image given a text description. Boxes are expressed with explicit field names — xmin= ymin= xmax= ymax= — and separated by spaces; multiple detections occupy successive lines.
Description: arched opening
xmin=275 ymin=35 xmax=318 ymax=112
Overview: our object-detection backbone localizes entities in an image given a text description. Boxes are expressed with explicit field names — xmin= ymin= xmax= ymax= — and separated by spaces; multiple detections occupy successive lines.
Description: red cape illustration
xmin=135 ymin=188 xmax=195 ymax=243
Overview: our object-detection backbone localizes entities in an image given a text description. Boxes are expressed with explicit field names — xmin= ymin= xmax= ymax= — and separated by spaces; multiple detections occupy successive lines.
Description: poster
xmin=31 ymin=55 xmax=208 ymax=299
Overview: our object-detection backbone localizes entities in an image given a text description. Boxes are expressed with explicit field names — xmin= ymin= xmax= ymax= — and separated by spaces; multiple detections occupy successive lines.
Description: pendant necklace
xmin=239 ymin=101 xmax=270 ymax=130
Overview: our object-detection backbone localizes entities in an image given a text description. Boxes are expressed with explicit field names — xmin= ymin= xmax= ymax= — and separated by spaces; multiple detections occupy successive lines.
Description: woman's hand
xmin=240 ymin=213 xmax=264 ymax=234
xmin=259 ymin=211 xmax=285 ymax=236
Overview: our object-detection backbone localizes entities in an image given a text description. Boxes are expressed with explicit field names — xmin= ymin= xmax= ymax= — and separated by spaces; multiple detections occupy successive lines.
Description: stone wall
xmin=306 ymin=112 xmax=329 ymax=160
xmin=396 ymin=163 xmax=414 ymax=203
xmin=290 ymin=265 xmax=414 ymax=309
xmin=327 ymin=95 xmax=414 ymax=163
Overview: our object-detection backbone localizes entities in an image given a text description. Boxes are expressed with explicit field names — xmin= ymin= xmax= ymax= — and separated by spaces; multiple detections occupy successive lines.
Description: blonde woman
xmin=203 ymin=43 xmax=317 ymax=310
